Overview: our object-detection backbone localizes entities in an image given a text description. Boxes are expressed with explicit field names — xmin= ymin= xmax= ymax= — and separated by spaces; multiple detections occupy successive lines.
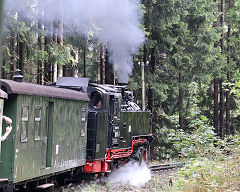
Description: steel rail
xmin=149 ymin=162 xmax=184 ymax=171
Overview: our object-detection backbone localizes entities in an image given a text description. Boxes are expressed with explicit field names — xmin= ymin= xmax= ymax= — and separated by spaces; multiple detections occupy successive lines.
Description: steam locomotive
xmin=0 ymin=76 xmax=153 ymax=191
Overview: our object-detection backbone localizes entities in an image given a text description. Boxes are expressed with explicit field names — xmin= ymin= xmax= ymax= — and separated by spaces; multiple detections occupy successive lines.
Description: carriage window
xmin=81 ymin=108 xmax=86 ymax=122
xmin=34 ymin=106 xmax=41 ymax=141
xmin=21 ymin=105 xmax=29 ymax=142
xmin=81 ymin=108 xmax=86 ymax=136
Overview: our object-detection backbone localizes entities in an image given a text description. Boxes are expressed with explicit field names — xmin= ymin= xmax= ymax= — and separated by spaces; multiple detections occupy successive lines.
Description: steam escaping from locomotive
xmin=4 ymin=0 xmax=145 ymax=83
xmin=107 ymin=161 xmax=151 ymax=187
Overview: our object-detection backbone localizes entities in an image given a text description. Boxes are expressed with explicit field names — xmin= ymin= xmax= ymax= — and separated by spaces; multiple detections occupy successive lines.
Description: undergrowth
xmin=173 ymin=135 xmax=240 ymax=192
xmin=155 ymin=83 xmax=240 ymax=191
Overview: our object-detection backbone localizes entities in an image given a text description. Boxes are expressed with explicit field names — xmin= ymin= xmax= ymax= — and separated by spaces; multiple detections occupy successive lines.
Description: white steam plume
xmin=5 ymin=0 xmax=145 ymax=83
xmin=107 ymin=161 xmax=151 ymax=187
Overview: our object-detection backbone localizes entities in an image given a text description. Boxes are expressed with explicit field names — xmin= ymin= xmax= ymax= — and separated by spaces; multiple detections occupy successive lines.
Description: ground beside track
xmin=53 ymin=166 xmax=178 ymax=192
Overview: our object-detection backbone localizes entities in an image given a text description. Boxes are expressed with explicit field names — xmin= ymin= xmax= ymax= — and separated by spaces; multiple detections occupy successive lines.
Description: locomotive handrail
xmin=0 ymin=116 xmax=12 ymax=142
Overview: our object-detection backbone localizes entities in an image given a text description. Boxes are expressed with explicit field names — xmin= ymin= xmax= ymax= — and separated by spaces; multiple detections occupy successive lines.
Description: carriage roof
xmin=0 ymin=79 xmax=89 ymax=101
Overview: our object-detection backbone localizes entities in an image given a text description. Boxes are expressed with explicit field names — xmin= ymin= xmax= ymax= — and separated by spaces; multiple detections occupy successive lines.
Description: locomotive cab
xmin=86 ymin=84 xmax=122 ymax=161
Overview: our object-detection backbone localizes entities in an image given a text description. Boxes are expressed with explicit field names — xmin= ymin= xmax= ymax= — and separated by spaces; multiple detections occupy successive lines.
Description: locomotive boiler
xmin=0 ymin=77 xmax=153 ymax=191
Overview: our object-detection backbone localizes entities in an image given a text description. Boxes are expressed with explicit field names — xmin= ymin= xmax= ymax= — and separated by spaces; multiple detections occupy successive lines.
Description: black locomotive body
xmin=55 ymin=77 xmax=153 ymax=173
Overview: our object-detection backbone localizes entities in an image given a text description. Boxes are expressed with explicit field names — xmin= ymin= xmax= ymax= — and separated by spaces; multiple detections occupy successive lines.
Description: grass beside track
xmin=59 ymin=148 xmax=240 ymax=192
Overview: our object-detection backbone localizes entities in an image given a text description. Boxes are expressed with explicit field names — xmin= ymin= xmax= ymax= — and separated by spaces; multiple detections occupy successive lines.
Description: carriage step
xmin=0 ymin=179 xmax=9 ymax=188
xmin=36 ymin=183 xmax=54 ymax=189
xmin=0 ymin=178 xmax=8 ymax=183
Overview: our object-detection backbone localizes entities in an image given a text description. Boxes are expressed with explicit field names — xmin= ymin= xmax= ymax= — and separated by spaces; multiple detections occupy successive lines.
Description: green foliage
xmin=174 ymin=136 xmax=240 ymax=191
xmin=154 ymin=82 xmax=218 ymax=159
xmin=48 ymin=43 xmax=75 ymax=66
xmin=169 ymin=121 xmax=217 ymax=158
xmin=225 ymin=81 xmax=240 ymax=98
xmin=153 ymin=114 xmax=179 ymax=160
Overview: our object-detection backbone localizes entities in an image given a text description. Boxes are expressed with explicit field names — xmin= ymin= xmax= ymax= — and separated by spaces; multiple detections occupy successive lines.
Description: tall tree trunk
xmin=16 ymin=33 xmax=19 ymax=69
xmin=53 ymin=22 xmax=58 ymax=82
xmin=220 ymin=0 xmax=225 ymax=54
xmin=44 ymin=34 xmax=51 ymax=83
xmin=10 ymin=31 xmax=16 ymax=79
xmin=142 ymin=45 xmax=147 ymax=111
xmin=100 ymin=44 xmax=105 ymax=84
xmin=37 ymin=6 xmax=44 ymax=84
xmin=214 ymin=78 xmax=219 ymax=134
xmin=219 ymin=79 xmax=224 ymax=138
xmin=148 ymin=47 xmax=155 ymax=162
xmin=96 ymin=44 xmax=99 ymax=83
xmin=83 ymin=39 xmax=86 ymax=77
xmin=1 ymin=36 xmax=8 ymax=78
xmin=225 ymin=73 xmax=230 ymax=135
xmin=18 ymin=35 xmax=25 ymax=75
xmin=57 ymin=5 xmax=64 ymax=78
xmin=2 ymin=37 xmax=6 ymax=79
xmin=71 ymin=48 xmax=78 ymax=77
xmin=44 ymin=19 xmax=51 ymax=83
xmin=147 ymin=48 xmax=156 ymax=113
xmin=219 ymin=0 xmax=225 ymax=138
xmin=226 ymin=0 xmax=233 ymax=135
xmin=179 ymin=68 xmax=184 ymax=130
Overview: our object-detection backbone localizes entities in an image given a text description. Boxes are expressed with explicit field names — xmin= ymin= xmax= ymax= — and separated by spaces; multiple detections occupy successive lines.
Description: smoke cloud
xmin=107 ymin=161 xmax=151 ymax=187
xmin=5 ymin=0 xmax=145 ymax=83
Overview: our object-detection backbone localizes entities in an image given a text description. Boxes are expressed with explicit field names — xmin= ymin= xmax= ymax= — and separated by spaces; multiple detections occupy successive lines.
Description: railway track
xmin=149 ymin=162 xmax=184 ymax=172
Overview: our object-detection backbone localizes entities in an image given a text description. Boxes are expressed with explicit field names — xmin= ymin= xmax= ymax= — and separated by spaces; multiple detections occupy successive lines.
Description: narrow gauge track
xmin=149 ymin=162 xmax=184 ymax=172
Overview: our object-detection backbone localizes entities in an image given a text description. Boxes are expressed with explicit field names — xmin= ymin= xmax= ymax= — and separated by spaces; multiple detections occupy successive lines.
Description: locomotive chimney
xmin=13 ymin=69 xmax=23 ymax=83
xmin=118 ymin=83 xmax=128 ymax=102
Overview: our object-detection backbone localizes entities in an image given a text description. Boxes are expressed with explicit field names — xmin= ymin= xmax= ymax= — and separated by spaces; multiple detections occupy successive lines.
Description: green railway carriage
xmin=0 ymin=79 xmax=89 ymax=189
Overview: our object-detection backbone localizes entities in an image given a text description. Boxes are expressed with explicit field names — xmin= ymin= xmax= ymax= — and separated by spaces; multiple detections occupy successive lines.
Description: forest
xmin=1 ymin=0 xmax=240 ymax=191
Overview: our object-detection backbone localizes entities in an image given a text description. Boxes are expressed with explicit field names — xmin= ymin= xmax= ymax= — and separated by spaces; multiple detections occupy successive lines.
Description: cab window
xmin=91 ymin=92 xmax=102 ymax=110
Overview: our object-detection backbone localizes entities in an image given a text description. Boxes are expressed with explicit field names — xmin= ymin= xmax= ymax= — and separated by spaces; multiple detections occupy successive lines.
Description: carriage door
xmin=46 ymin=102 xmax=54 ymax=167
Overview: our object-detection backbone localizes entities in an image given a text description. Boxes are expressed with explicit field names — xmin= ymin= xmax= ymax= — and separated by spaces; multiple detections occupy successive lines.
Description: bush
xmin=174 ymin=138 xmax=240 ymax=191
xmin=168 ymin=115 xmax=218 ymax=159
